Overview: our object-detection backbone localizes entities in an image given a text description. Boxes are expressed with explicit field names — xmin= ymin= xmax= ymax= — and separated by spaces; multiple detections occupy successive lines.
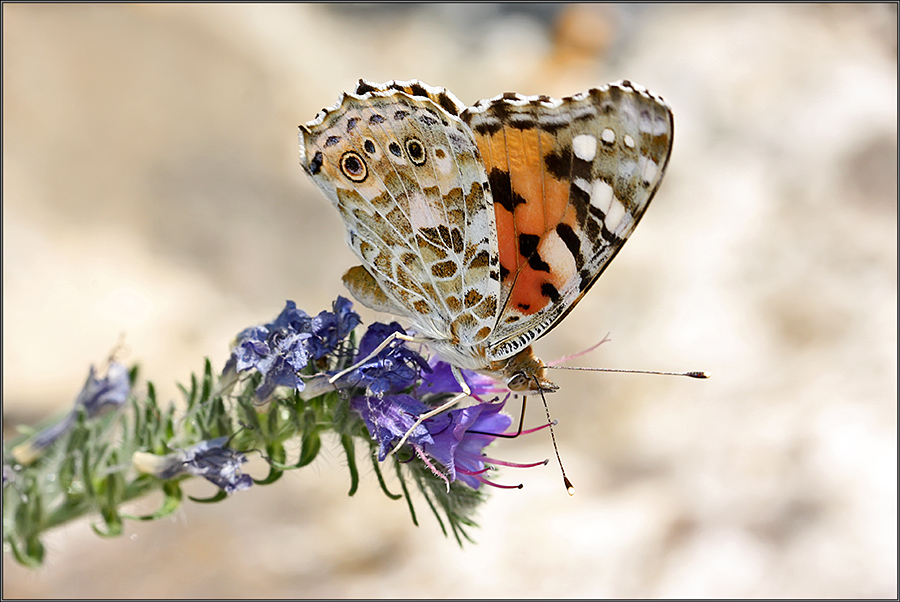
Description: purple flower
xmin=229 ymin=326 xmax=311 ymax=401
xmin=12 ymin=362 xmax=132 ymax=465
xmin=416 ymin=359 xmax=501 ymax=400
xmin=351 ymin=394 xmax=543 ymax=490
xmin=268 ymin=300 xmax=314 ymax=334
xmin=225 ymin=298 xmax=363 ymax=400
xmin=350 ymin=394 xmax=434 ymax=461
xmin=339 ymin=322 xmax=431 ymax=395
xmin=133 ymin=437 xmax=252 ymax=495
xmin=180 ymin=437 xmax=253 ymax=494
xmin=3 ymin=464 xmax=14 ymax=488
xmin=308 ymin=296 xmax=361 ymax=359
xmin=229 ymin=326 xmax=270 ymax=372
xmin=420 ymin=401 xmax=513 ymax=489
xmin=75 ymin=362 xmax=132 ymax=417
xmin=253 ymin=331 xmax=311 ymax=399
xmin=225 ymin=301 xmax=314 ymax=400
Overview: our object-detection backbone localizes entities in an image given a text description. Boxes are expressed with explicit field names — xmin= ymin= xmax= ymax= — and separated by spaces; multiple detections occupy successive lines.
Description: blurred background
xmin=3 ymin=4 xmax=896 ymax=597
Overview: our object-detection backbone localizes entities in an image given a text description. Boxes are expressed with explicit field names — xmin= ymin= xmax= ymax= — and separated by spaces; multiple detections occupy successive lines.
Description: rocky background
xmin=3 ymin=4 xmax=896 ymax=597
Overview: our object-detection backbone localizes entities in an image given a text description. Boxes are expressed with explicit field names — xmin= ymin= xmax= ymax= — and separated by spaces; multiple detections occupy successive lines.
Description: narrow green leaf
xmin=416 ymin=472 xmax=447 ymax=538
xmin=395 ymin=460 xmax=418 ymax=527
xmin=254 ymin=443 xmax=285 ymax=485
xmin=201 ymin=359 xmax=213 ymax=402
xmin=295 ymin=411 xmax=322 ymax=468
xmin=341 ymin=435 xmax=359 ymax=496
xmin=90 ymin=505 xmax=123 ymax=538
xmin=188 ymin=489 xmax=227 ymax=504
xmin=371 ymin=448 xmax=402 ymax=500
xmin=123 ymin=482 xmax=183 ymax=521
xmin=8 ymin=536 xmax=44 ymax=568
xmin=238 ymin=398 xmax=262 ymax=433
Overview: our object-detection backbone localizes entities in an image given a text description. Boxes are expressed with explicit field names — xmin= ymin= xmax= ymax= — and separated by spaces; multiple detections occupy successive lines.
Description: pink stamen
xmin=473 ymin=474 xmax=523 ymax=490
xmin=458 ymin=465 xmax=491 ymax=476
xmin=502 ymin=421 xmax=554 ymax=436
xmin=482 ymin=456 xmax=548 ymax=469
xmin=413 ymin=446 xmax=450 ymax=491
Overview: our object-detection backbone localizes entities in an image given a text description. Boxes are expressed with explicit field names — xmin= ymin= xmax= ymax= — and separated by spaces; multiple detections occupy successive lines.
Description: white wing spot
xmin=623 ymin=134 xmax=635 ymax=149
xmin=573 ymin=134 xmax=597 ymax=162
xmin=601 ymin=128 xmax=616 ymax=144
xmin=605 ymin=197 xmax=627 ymax=233
xmin=640 ymin=157 xmax=658 ymax=183
xmin=590 ymin=179 xmax=614 ymax=213
xmin=573 ymin=178 xmax=591 ymax=195
xmin=539 ymin=230 xmax=577 ymax=282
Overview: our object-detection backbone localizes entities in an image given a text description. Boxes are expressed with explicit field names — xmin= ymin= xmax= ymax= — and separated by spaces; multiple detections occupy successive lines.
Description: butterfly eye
xmin=506 ymin=372 xmax=530 ymax=392
xmin=340 ymin=151 xmax=368 ymax=182
xmin=405 ymin=137 xmax=427 ymax=166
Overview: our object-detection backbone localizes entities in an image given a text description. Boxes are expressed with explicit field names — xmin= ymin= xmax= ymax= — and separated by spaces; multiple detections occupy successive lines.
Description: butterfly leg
xmin=327 ymin=331 xmax=422 ymax=385
xmin=387 ymin=392 xmax=468 ymax=458
xmin=387 ymin=364 xmax=473 ymax=456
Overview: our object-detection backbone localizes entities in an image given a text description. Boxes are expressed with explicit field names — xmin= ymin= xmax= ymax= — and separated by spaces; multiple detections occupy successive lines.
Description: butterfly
xmin=298 ymin=79 xmax=673 ymax=398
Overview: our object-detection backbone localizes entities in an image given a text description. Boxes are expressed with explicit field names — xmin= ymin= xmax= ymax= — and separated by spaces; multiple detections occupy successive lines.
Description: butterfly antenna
xmin=546 ymin=365 xmax=710 ymax=379
xmin=534 ymin=376 xmax=574 ymax=496
xmin=546 ymin=333 xmax=612 ymax=366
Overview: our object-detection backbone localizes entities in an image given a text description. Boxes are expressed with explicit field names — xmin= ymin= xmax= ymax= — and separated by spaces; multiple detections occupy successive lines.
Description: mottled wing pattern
xmin=460 ymin=81 xmax=674 ymax=361
xmin=299 ymin=80 xmax=502 ymax=354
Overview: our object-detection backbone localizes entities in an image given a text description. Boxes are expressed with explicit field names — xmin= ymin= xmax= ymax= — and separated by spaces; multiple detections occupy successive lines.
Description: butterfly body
xmin=299 ymin=79 xmax=673 ymax=393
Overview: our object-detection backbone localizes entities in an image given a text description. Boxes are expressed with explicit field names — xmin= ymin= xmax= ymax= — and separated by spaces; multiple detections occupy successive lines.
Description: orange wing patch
xmin=473 ymin=125 xmax=574 ymax=316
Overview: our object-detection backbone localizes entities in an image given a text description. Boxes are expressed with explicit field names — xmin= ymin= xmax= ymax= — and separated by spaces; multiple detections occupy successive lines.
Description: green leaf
xmin=201 ymin=359 xmax=213 ymax=402
xmin=416 ymin=471 xmax=447 ymax=538
xmin=238 ymin=399 xmax=262 ymax=435
xmin=371 ymin=448 xmax=402 ymax=500
xmin=90 ymin=464 xmax=124 ymax=537
xmin=90 ymin=505 xmax=123 ymax=538
xmin=254 ymin=443 xmax=285 ymax=485
xmin=294 ymin=410 xmax=322 ymax=468
xmin=395 ymin=460 xmax=418 ymax=527
xmin=123 ymin=481 xmax=184 ymax=521
xmin=188 ymin=489 xmax=227 ymax=504
xmin=8 ymin=536 xmax=45 ymax=568
xmin=341 ymin=435 xmax=359 ymax=496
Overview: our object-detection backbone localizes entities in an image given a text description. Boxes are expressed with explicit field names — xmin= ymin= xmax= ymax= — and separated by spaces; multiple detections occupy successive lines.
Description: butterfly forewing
xmin=299 ymin=82 xmax=502 ymax=354
xmin=461 ymin=81 xmax=674 ymax=360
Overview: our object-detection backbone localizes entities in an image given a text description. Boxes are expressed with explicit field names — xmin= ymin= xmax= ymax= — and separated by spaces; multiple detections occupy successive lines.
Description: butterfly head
xmin=491 ymin=346 xmax=558 ymax=394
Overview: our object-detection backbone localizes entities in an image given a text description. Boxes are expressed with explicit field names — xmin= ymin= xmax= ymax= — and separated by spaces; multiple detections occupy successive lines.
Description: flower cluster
xmin=224 ymin=297 xmax=360 ymax=401
xmin=3 ymin=297 xmax=547 ymax=567
xmin=225 ymin=298 xmax=543 ymax=491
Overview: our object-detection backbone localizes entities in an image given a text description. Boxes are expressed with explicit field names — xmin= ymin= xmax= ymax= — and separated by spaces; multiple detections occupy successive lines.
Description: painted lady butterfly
xmin=299 ymin=79 xmax=673 ymax=398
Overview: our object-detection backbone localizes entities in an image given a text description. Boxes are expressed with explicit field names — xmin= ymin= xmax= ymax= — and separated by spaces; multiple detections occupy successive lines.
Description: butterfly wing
xmin=299 ymin=80 xmax=502 ymax=359
xmin=460 ymin=81 xmax=674 ymax=361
